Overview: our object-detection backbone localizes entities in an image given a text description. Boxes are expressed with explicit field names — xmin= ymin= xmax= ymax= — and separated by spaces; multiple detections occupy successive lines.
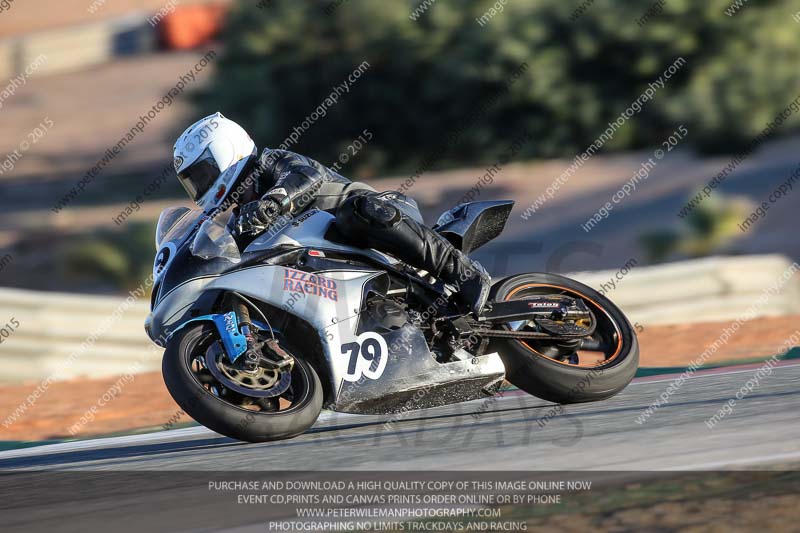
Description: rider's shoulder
xmin=259 ymin=147 xmax=304 ymax=163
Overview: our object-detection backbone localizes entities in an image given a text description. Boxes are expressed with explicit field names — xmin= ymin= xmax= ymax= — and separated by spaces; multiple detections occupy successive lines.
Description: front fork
xmin=166 ymin=298 xmax=289 ymax=371
xmin=227 ymin=294 xmax=293 ymax=373
xmin=230 ymin=296 xmax=260 ymax=372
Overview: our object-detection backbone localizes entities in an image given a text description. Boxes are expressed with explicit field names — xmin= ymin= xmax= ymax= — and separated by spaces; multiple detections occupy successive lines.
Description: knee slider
xmin=355 ymin=194 xmax=402 ymax=228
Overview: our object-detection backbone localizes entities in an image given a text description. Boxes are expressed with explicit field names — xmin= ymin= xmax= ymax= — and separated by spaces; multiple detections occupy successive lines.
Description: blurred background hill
xmin=0 ymin=0 xmax=798 ymax=293
xmin=199 ymin=0 xmax=800 ymax=171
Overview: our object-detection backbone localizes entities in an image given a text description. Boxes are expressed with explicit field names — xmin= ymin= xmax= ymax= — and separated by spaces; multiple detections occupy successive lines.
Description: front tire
xmin=489 ymin=273 xmax=639 ymax=404
xmin=162 ymin=324 xmax=323 ymax=443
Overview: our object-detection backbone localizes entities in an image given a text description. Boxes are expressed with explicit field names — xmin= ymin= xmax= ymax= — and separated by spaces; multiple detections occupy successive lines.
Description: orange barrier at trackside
xmin=159 ymin=4 xmax=228 ymax=50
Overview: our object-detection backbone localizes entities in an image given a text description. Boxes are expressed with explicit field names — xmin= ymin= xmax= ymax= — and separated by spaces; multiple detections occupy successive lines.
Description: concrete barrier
xmin=0 ymin=254 xmax=798 ymax=384
xmin=570 ymin=254 xmax=800 ymax=326
xmin=0 ymin=286 xmax=153 ymax=384
xmin=0 ymin=14 xmax=155 ymax=79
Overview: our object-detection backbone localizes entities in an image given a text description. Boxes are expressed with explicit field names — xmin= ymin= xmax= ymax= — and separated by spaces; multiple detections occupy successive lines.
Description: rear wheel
xmin=488 ymin=273 xmax=638 ymax=404
xmin=162 ymin=324 xmax=322 ymax=442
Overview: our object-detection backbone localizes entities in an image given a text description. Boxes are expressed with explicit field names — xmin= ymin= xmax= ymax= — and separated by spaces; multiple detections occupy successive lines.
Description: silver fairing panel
xmin=208 ymin=265 xmax=382 ymax=389
xmin=243 ymin=209 xmax=399 ymax=266
xmin=147 ymin=209 xmax=392 ymax=343
xmin=207 ymin=264 xmax=506 ymax=413
xmin=335 ymin=323 xmax=506 ymax=415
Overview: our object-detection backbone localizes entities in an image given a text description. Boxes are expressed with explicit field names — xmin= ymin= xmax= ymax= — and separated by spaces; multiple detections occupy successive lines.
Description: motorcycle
xmin=145 ymin=199 xmax=638 ymax=442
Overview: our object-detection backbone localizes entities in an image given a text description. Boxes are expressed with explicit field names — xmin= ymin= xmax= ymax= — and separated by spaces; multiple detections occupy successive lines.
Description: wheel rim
xmin=186 ymin=329 xmax=312 ymax=414
xmin=504 ymin=283 xmax=624 ymax=368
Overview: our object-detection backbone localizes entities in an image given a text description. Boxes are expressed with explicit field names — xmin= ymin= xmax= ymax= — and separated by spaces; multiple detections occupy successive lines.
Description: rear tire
xmin=489 ymin=273 xmax=638 ymax=404
xmin=162 ymin=324 xmax=323 ymax=443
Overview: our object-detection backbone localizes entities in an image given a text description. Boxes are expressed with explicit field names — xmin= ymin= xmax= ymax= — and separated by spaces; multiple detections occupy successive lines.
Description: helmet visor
xmin=177 ymin=147 xmax=220 ymax=202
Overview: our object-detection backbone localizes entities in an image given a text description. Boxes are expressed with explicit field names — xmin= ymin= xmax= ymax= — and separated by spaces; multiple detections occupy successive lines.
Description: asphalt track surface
xmin=1 ymin=361 xmax=799 ymax=472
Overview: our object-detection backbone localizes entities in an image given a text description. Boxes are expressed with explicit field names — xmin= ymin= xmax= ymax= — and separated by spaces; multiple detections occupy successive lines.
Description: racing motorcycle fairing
xmin=242 ymin=209 xmax=399 ymax=267
xmin=148 ymin=196 xmax=639 ymax=442
xmin=145 ymin=206 xmax=508 ymax=414
xmin=334 ymin=322 xmax=505 ymax=414
xmin=196 ymin=265 xmax=506 ymax=413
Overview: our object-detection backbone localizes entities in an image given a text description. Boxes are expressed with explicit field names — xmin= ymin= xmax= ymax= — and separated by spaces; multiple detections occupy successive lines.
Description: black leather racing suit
xmin=241 ymin=148 xmax=489 ymax=312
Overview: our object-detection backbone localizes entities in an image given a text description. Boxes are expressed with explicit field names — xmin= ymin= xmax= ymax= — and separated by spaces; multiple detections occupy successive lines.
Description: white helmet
xmin=173 ymin=112 xmax=256 ymax=211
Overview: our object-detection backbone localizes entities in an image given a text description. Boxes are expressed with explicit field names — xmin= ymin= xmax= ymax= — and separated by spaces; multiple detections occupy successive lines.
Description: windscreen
xmin=190 ymin=214 xmax=241 ymax=263
xmin=154 ymin=206 xmax=201 ymax=249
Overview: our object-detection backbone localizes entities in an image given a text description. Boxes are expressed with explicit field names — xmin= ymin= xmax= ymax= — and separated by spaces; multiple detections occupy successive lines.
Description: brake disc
xmin=205 ymin=342 xmax=292 ymax=398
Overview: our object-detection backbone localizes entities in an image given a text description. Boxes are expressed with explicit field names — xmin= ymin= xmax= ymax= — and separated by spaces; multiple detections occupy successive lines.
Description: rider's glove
xmin=236 ymin=198 xmax=281 ymax=236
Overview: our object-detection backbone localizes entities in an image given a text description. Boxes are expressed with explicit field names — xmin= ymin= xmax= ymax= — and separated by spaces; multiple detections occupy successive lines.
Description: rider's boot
xmin=336 ymin=192 xmax=491 ymax=314
xmin=438 ymin=248 xmax=491 ymax=315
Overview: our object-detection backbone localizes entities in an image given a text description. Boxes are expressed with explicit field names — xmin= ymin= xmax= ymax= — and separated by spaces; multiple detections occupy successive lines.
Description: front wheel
xmin=162 ymin=324 xmax=323 ymax=443
xmin=488 ymin=272 xmax=639 ymax=404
